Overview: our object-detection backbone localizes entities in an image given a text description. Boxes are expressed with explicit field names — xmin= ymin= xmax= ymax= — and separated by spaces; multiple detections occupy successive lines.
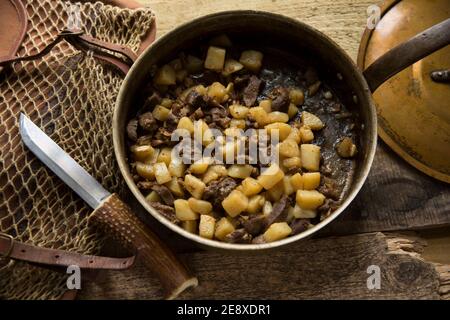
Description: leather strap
xmin=0 ymin=232 xmax=135 ymax=270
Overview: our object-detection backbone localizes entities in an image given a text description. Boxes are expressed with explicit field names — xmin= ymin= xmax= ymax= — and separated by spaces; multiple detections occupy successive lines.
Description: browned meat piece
xmin=234 ymin=74 xmax=250 ymax=88
xmin=138 ymin=112 xmax=157 ymax=132
xmin=224 ymin=229 xmax=252 ymax=244
xmin=243 ymin=75 xmax=262 ymax=107
xmin=209 ymin=107 xmax=230 ymax=128
xmin=151 ymin=184 xmax=175 ymax=206
xmin=126 ymin=118 xmax=138 ymax=141
xmin=270 ymin=87 xmax=290 ymax=112
xmin=143 ymin=91 xmax=162 ymax=110
xmin=137 ymin=181 xmax=155 ymax=190
xmin=189 ymin=107 xmax=204 ymax=120
xmin=150 ymin=127 xmax=174 ymax=147
xmin=185 ymin=90 xmax=207 ymax=108
xmin=318 ymin=177 xmax=340 ymax=200
xmin=317 ymin=198 xmax=339 ymax=217
xmin=251 ymin=234 xmax=266 ymax=244
xmin=191 ymin=70 xmax=221 ymax=86
xmin=263 ymin=195 xmax=290 ymax=230
xmin=136 ymin=135 xmax=152 ymax=146
xmin=240 ymin=215 xmax=266 ymax=236
xmin=150 ymin=202 xmax=180 ymax=225
xmin=290 ymin=219 xmax=310 ymax=235
xmin=203 ymin=177 xmax=238 ymax=209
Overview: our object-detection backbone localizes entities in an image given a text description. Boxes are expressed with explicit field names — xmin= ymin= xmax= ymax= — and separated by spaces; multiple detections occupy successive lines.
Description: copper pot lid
xmin=358 ymin=0 xmax=450 ymax=183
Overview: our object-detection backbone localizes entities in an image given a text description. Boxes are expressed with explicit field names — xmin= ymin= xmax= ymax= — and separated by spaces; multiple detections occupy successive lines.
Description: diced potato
xmin=336 ymin=137 xmax=358 ymax=158
xmin=262 ymin=200 xmax=273 ymax=216
xmin=283 ymin=157 xmax=302 ymax=170
xmin=256 ymin=100 xmax=270 ymax=113
xmin=136 ymin=162 xmax=155 ymax=180
xmin=267 ymin=180 xmax=284 ymax=202
xmin=222 ymin=190 xmax=248 ymax=217
xmin=154 ymin=65 xmax=176 ymax=85
xmin=157 ymin=147 xmax=172 ymax=166
xmin=308 ymin=81 xmax=321 ymax=96
xmin=182 ymin=220 xmax=197 ymax=234
xmin=215 ymin=217 xmax=235 ymax=241
xmin=291 ymin=204 xmax=317 ymax=219
xmin=300 ymin=126 xmax=314 ymax=143
xmin=288 ymin=103 xmax=299 ymax=118
xmin=196 ymin=120 xmax=215 ymax=146
xmin=177 ymin=116 xmax=195 ymax=135
xmin=282 ymin=176 xmax=295 ymax=195
xmin=145 ymin=190 xmax=160 ymax=203
xmin=189 ymin=157 xmax=211 ymax=175
xmin=241 ymin=177 xmax=263 ymax=196
xmin=278 ymin=139 xmax=300 ymax=158
xmin=229 ymin=104 xmax=249 ymax=119
xmin=248 ymin=107 xmax=269 ymax=127
xmin=153 ymin=162 xmax=172 ymax=184
xmin=229 ymin=119 xmax=246 ymax=129
xmin=198 ymin=215 xmax=216 ymax=239
xmin=264 ymin=122 xmax=292 ymax=141
xmin=165 ymin=178 xmax=185 ymax=197
xmin=160 ymin=98 xmax=173 ymax=108
xmin=207 ymin=82 xmax=228 ymax=103
xmin=204 ymin=46 xmax=226 ymax=71
xmin=302 ymin=111 xmax=324 ymax=130
xmin=264 ymin=222 xmax=292 ymax=242
xmin=289 ymin=89 xmax=305 ymax=106
xmin=168 ymin=159 xmax=185 ymax=178
xmin=303 ymin=172 xmax=321 ymax=190
xmin=174 ymin=199 xmax=199 ymax=221
xmin=144 ymin=147 xmax=160 ymax=165
xmin=202 ymin=165 xmax=227 ymax=184
xmin=188 ymin=197 xmax=212 ymax=215
xmin=267 ymin=111 xmax=289 ymax=124
xmin=290 ymin=173 xmax=303 ymax=191
xmin=257 ymin=163 xmax=285 ymax=190
xmin=184 ymin=174 xmax=206 ymax=199
xmin=224 ymin=127 xmax=242 ymax=137
xmin=301 ymin=144 xmax=321 ymax=171
xmin=227 ymin=165 xmax=253 ymax=179
xmin=296 ymin=190 xmax=325 ymax=210
xmin=287 ymin=127 xmax=301 ymax=144
xmin=246 ymin=195 xmax=265 ymax=214
xmin=185 ymin=55 xmax=203 ymax=73
xmin=239 ymin=50 xmax=263 ymax=72
xmin=176 ymin=69 xmax=188 ymax=82
xmin=222 ymin=59 xmax=243 ymax=76
xmin=131 ymin=145 xmax=155 ymax=162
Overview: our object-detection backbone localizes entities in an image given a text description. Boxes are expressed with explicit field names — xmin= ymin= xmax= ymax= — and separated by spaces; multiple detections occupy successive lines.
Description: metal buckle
xmin=0 ymin=232 xmax=14 ymax=260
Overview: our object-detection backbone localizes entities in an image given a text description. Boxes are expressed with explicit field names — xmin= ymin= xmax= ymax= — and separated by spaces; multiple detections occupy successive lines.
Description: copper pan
xmin=113 ymin=11 xmax=450 ymax=251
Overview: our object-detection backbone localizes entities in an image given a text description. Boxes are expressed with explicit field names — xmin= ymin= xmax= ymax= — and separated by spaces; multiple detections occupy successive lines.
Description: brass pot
xmin=113 ymin=11 xmax=449 ymax=250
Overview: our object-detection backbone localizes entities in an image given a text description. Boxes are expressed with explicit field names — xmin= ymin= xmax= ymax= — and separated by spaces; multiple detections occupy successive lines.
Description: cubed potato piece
xmin=222 ymin=190 xmax=248 ymax=217
xmin=267 ymin=180 xmax=284 ymax=202
xmin=308 ymin=81 xmax=321 ymax=96
xmin=136 ymin=162 xmax=155 ymax=180
xmin=195 ymin=120 xmax=214 ymax=146
xmin=144 ymin=147 xmax=160 ymax=165
xmin=177 ymin=116 xmax=195 ymax=135
xmin=302 ymin=172 xmax=321 ymax=190
xmin=182 ymin=220 xmax=197 ymax=234
xmin=160 ymin=98 xmax=173 ymax=108
xmin=222 ymin=59 xmax=243 ymax=76
xmin=198 ymin=215 xmax=216 ymax=239
xmin=210 ymin=34 xmax=232 ymax=47
xmin=165 ymin=178 xmax=185 ymax=197
xmin=189 ymin=158 xmax=212 ymax=175
xmin=176 ymin=69 xmax=188 ymax=82
xmin=301 ymin=144 xmax=321 ymax=171
xmin=259 ymin=99 xmax=272 ymax=113
xmin=188 ymin=197 xmax=213 ymax=215
xmin=174 ymin=199 xmax=199 ymax=221
xmin=336 ymin=137 xmax=358 ymax=158
xmin=264 ymin=122 xmax=292 ymax=141
xmin=152 ymin=105 xmax=170 ymax=121
xmin=153 ymin=162 xmax=172 ymax=184
xmin=287 ymin=127 xmax=301 ymax=144
xmin=168 ymin=159 xmax=185 ymax=178
xmin=215 ymin=217 xmax=235 ymax=241
xmin=239 ymin=50 xmax=263 ymax=72
xmin=157 ymin=147 xmax=172 ymax=166
xmin=154 ymin=64 xmax=176 ymax=85
xmin=241 ymin=177 xmax=263 ymax=196
xmin=207 ymin=82 xmax=228 ymax=103
xmin=204 ymin=46 xmax=226 ymax=71
xmin=300 ymin=126 xmax=314 ymax=143
xmin=290 ymin=173 xmax=303 ymax=191
xmin=302 ymin=111 xmax=324 ymax=130
xmin=278 ymin=139 xmax=300 ymax=158
xmin=257 ymin=163 xmax=285 ymax=190
xmin=224 ymin=127 xmax=243 ymax=137
xmin=229 ymin=119 xmax=246 ymax=129
xmin=227 ymin=165 xmax=253 ymax=179
xmin=184 ymin=174 xmax=206 ymax=199
xmin=288 ymin=103 xmax=299 ymax=118
xmin=130 ymin=145 xmax=155 ymax=162
xmin=145 ymin=190 xmax=160 ymax=203
xmin=291 ymin=204 xmax=317 ymax=219
xmin=262 ymin=200 xmax=273 ymax=216
xmin=202 ymin=165 xmax=227 ymax=184
xmin=229 ymin=104 xmax=249 ymax=119
xmin=246 ymin=195 xmax=265 ymax=214
xmin=248 ymin=107 xmax=269 ymax=127
xmin=289 ymin=89 xmax=305 ymax=105
xmin=185 ymin=55 xmax=203 ymax=73
xmin=264 ymin=222 xmax=292 ymax=242
xmin=282 ymin=176 xmax=295 ymax=195
xmin=296 ymin=190 xmax=325 ymax=210
xmin=283 ymin=156 xmax=302 ymax=170
xmin=267 ymin=111 xmax=289 ymax=124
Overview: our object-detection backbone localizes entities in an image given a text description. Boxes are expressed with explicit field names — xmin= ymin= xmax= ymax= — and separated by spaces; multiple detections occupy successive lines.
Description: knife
xmin=19 ymin=113 xmax=198 ymax=299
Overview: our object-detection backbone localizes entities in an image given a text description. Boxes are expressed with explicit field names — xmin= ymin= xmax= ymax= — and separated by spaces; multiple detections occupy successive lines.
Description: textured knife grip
xmin=90 ymin=194 xmax=198 ymax=299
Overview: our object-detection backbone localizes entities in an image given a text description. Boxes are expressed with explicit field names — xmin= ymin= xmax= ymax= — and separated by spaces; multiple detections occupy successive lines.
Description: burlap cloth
xmin=0 ymin=0 xmax=154 ymax=299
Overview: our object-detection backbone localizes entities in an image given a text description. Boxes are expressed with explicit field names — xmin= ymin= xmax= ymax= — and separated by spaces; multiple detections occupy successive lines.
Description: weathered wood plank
xmin=79 ymin=232 xmax=449 ymax=299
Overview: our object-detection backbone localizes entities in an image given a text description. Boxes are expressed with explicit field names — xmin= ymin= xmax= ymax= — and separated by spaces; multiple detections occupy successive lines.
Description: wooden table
xmin=79 ymin=0 xmax=450 ymax=299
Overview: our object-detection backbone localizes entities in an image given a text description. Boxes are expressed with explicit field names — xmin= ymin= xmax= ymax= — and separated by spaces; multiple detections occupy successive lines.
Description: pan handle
xmin=363 ymin=18 xmax=450 ymax=92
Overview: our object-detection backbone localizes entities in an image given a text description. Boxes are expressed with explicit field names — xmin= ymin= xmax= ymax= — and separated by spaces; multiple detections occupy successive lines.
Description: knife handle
xmin=90 ymin=193 xmax=198 ymax=299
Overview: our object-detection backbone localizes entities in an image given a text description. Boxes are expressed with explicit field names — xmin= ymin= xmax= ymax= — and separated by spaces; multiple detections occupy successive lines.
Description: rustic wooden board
xmin=79 ymin=232 xmax=449 ymax=299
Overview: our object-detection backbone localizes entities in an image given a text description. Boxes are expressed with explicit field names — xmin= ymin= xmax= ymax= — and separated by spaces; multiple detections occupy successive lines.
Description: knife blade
xmin=19 ymin=113 xmax=197 ymax=299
